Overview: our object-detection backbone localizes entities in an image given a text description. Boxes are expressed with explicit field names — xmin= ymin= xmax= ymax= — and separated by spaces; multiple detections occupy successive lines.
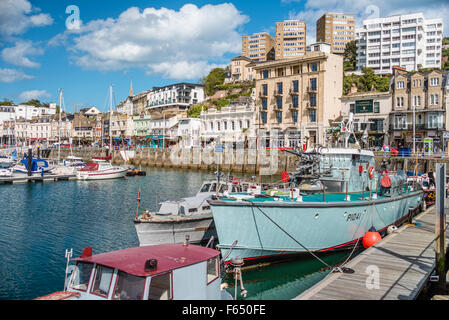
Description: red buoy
xmin=381 ymin=175 xmax=392 ymax=188
xmin=363 ymin=227 xmax=382 ymax=249
xmin=281 ymin=171 xmax=290 ymax=183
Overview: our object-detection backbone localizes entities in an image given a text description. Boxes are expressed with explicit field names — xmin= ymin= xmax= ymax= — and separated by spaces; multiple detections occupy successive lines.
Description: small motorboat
xmin=34 ymin=243 xmax=237 ymax=300
xmin=76 ymin=159 xmax=127 ymax=181
xmin=11 ymin=158 xmax=53 ymax=175
xmin=0 ymin=169 xmax=12 ymax=177
xmin=126 ymin=166 xmax=147 ymax=177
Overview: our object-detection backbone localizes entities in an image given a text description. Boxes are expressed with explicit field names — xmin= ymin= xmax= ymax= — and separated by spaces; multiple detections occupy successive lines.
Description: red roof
xmin=73 ymin=244 xmax=220 ymax=277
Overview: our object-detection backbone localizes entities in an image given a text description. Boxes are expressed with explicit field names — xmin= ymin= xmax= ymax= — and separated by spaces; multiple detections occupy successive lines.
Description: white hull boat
xmin=77 ymin=160 xmax=127 ymax=181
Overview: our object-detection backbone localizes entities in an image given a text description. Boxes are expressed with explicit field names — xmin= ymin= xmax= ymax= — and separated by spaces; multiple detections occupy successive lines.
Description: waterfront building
xmin=71 ymin=113 xmax=96 ymax=143
xmin=355 ymin=12 xmax=444 ymax=74
xmin=389 ymin=66 xmax=448 ymax=150
xmin=276 ymin=20 xmax=307 ymax=59
xmin=110 ymin=113 xmax=134 ymax=140
xmin=133 ymin=114 xmax=152 ymax=139
xmin=0 ymin=105 xmax=15 ymax=123
xmin=14 ymin=103 xmax=57 ymax=120
xmin=177 ymin=118 xmax=202 ymax=148
xmin=228 ymin=56 xmax=257 ymax=83
xmin=307 ymin=42 xmax=332 ymax=54
xmin=200 ymin=99 xmax=256 ymax=145
xmin=50 ymin=114 xmax=73 ymax=144
xmin=146 ymin=83 xmax=205 ymax=114
xmin=340 ymin=85 xmax=392 ymax=148
xmin=149 ymin=114 xmax=182 ymax=148
xmin=316 ymin=13 xmax=355 ymax=55
xmin=242 ymin=32 xmax=275 ymax=62
xmin=253 ymin=51 xmax=343 ymax=148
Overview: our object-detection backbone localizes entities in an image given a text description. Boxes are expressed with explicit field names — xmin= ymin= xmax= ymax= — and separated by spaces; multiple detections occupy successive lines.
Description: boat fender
xmin=363 ymin=227 xmax=382 ymax=249
xmin=387 ymin=225 xmax=398 ymax=234
xmin=381 ymin=176 xmax=392 ymax=188
xmin=369 ymin=166 xmax=375 ymax=179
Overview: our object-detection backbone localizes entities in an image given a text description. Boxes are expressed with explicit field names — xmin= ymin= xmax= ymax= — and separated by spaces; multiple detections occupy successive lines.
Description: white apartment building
xmin=356 ymin=13 xmax=444 ymax=74
xmin=147 ymin=83 xmax=205 ymax=113
xmin=200 ymin=102 xmax=256 ymax=144
xmin=177 ymin=118 xmax=202 ymax=148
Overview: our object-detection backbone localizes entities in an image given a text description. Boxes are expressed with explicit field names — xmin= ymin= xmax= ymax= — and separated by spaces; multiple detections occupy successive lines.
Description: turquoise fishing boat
xmin=209 ymin=148 xmax=423 ymax=265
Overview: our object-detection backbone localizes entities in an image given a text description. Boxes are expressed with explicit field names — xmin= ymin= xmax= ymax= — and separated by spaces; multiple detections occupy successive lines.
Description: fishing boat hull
xmin=76 ymin=168 xmax=127 ymax=180
xmin=134 ymin=214 xmax=217 ymax=246
xmin=209 ymin=191 xmax=423 ymax=265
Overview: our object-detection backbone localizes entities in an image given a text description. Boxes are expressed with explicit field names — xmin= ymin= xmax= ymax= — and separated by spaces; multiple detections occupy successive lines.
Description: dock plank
xmin=296 ymin=207 xmax=449 ymax=300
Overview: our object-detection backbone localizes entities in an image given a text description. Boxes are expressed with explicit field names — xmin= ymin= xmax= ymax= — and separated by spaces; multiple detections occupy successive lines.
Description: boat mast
xmin=58 ymin=89 xmax=62 ymax=161
xmin=109 ymin=85 xmax=113 ymax=162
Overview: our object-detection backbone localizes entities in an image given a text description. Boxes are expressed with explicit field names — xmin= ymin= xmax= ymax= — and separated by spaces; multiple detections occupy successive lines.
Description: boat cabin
xmin=36 ymin=244 xmax=229 ymax=300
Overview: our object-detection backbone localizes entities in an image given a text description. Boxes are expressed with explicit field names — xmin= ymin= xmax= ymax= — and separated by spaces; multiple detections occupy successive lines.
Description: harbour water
xmin=0 ymin=168 xmax=360 ymax=300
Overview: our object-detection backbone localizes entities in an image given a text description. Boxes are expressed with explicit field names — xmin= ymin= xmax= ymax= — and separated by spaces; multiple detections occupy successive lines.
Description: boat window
xmin=148 ymin=272 xmax=172 ymax=300
xmin=200 ymin=184 xmax=211 ymax=193
xmin=69 ymin=262 xmax=93 ymax=292
xmin=211 ymin=183 xmax=218 ymax=192
xmin=90 ymin=265 xmax=114 ymax=298
xmin=189 ymin=208 xmax=198 ymax=213
xmin=112 ymin=271 xmax=146 ymax=300
xmin=202 ymin=206 xmax=211 ymax=211
xmin=219 ymin=184 xmax=226 ymax=194
xmin=207 ymin=256 xmax=219 ymax=285
xmin=178 ymin=206 xmax=185 ymax=216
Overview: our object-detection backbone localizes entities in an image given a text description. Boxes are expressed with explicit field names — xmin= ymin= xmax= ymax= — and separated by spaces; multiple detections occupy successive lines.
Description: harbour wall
xmin=48 ymin=148 xmax=449 ymax=175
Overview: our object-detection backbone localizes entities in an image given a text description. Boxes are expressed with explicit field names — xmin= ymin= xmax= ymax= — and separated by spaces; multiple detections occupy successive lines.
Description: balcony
xmin=389 ymin=124 xmax=445 ymax=131
xmin=307 ymin=86 xmax=318 ymax=93
xmin=306 ymin=103 xmax=317 ymax=109
xmin=289 ymin=104 xmax=299 ymax=110
xmin=289 ymin=88 xmax=300 ymax=96
xmin=273 ymin=89 xmax=283 ymax=97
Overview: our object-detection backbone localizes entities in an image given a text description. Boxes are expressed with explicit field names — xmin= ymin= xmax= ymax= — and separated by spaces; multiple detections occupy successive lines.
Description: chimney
xmin=130 ymin=80 xmax=133 ymax=97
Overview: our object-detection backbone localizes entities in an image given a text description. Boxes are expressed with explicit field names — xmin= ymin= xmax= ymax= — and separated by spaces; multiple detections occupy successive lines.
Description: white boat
xmin=134 ymin=179 xmax=255 ymax=246
xmin=0 ymin=169 xmax=12 ymax=177
xmin=34 ymin=243 xmax=234 ymax=300
xmin=76 ymin=159 xmax=127 ymax=181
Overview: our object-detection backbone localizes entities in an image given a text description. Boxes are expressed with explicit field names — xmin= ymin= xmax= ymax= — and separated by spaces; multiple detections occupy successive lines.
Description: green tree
xmin=343 ymin=68 xmax=391 ymax=94
xmin=201 ymin=68 xmax=225 ymax=96
xmin=22 ymin=99 xmax=43 ymax=107
xmin=343 ymin=40 xmax=357 ymax=71
xmin=187 ymin=104 xmax=206 ymax=118
xmin=0 ymin=98 xmax=15 ymax=106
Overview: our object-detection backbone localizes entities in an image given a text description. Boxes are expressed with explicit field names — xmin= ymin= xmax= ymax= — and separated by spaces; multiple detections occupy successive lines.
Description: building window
xmin=261 ymin=113 xmax=267 ymax=124
xmin=277 ymin=82 xmax=283 ymax=94
xmin=262 ymin=84 xmax=268 ymax=96
xmin=396 ymin=97 xmax=404 ymax=107
xmin=262 ymin=70 xmax=269 ymax=79
xmin=428 ymin=113 xmax=443 ymax=129
xmin=292 ymin=95 xmax=299 ymax=108
xmin=292 ymin=80 xmax=299 ymax=93
xmin=374 ymin=102 xmax=380 ymax=113
xmin=430 ymin=78 xmax=440 ymax=86
xmin=310 ymin=93 xmax=317 ymax=107
xmin=396 ymin=81 xmax=405 ymax=89
xmin=350 ymin=103 xmax=355 ymax=114
xmin=276 ymin=97 xmax=283 ymax=109
xmin=310 ymin=78 xmax=317 ymax=91
xmin=310 ymin=109 xmax=316 ymax=122
xmin=276 ymin=112 xmax=282 ymax=124
xmin=309 ymin=62 xmax=318 ymax=72
xmin=292 ymin=111 xmax=298 ymax=123
xmin=394 ymin=115 xmax=407 ymax=129
xmin=430 ymin=94 xmax=439 ymax=105
xmin=262 ymin=98 xmax=268 ymax=110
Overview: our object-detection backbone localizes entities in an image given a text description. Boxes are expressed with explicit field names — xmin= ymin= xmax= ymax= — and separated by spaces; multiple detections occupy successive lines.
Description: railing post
xmin=435 ymin=163 xmax=447 ymax=291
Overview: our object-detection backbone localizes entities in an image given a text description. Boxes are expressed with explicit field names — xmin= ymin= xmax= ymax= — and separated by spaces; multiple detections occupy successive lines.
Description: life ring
xmin=369 ymin=166 xmax=375 ymax=179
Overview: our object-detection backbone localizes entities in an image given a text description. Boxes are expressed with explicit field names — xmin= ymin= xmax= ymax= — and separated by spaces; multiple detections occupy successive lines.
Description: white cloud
xmin=19 ymin=90 xmax=51 ymax=101
xmin=0 ymin=68 xmax=34 ymax=83
xmin=1 ymin=41 xmax=43 ymax=68
xmin=0 ymin=0 xmax=53 ymax=38
xmin=286 ymin=0 xmax=449 ymax=45
xmin=57 ymin=3 xmax=248 ymax=80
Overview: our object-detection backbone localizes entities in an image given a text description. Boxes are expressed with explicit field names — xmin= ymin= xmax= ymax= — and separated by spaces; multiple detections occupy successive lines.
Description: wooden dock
xmin=296 ymin=207 xmax=448 ymax=300
xmin=0 ymin=174 xmax=77 ymax=185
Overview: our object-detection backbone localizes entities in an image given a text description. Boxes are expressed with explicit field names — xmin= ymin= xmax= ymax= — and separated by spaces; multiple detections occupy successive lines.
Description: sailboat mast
xmin=58 ymin=89 xmax=62 ymax=161
xmin=109 ymin=85 xmax=113 ymax=159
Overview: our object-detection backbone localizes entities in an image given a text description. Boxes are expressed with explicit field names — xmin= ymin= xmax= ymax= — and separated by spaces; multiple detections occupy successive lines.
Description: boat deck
xmin=295 ymin=206 xmax=449 ymax=300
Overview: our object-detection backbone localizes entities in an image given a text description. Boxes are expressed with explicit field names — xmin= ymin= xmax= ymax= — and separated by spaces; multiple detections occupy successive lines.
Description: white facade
xmin=200 ymin=103 xmax=256 ymax=143
xmin=147 ymin=83 xmax=205 ymax=111
xmin=177 ymin=118 xmax=202 ymax=148
xmin=0 ymin=105 xmax=15 ymax=123
xmin=356 ymin=13 xmax=444 ymax=74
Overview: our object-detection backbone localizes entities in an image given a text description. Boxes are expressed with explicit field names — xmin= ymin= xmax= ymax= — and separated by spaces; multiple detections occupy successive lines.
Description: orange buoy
xmin=363 ymin=227 xmax=382 ymax=249
xmin=381 ymin=175 xmax=392 ymax=188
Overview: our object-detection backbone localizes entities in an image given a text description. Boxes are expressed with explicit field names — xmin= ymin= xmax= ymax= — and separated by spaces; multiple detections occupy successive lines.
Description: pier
xmin=0 ymin=174 xmax=77 ymax=185
xmin=296 ymin=206 xmax=449 ymax=300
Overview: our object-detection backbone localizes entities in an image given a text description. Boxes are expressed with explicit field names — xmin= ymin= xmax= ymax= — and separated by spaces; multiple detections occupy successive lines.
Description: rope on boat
xmin=242 ymin=199 xmax=334 ymax=271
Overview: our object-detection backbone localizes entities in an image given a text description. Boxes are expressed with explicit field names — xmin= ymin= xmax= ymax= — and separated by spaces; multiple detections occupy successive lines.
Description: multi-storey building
xmin=242 ymin=32 xmax=275 ymax=62
xmin=253 ymin=51 xmax=343 ymax=148
xmin=356 ymin=12 xmax=444 ymax=74
xmin=228 ymin=56 xmax=257 ymax=83
xmin=389 ymin=66 xmax=448 ymax=150
xmin=340 ymin=85 xmax=392 ymax=148
xmin=146 ymin=83 xmax=205 ymax=114
xmin=72 ymin=113 xmax=96 ymax=141
xmin=133 ymin=114 xmax=152 ymax=139
xmin=200 ymin=100 xmax=256 ymax=145
xmin=275 ymin=20 xmax=307 ymax=59
xmin=316 ymin=13 xmax=355 ymax=55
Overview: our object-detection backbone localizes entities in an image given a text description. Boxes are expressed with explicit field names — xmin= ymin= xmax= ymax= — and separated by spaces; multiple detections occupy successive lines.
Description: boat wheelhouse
xmin=35 ymin=244 xmax=232 ymax=300
xmin=134 ymin=179 xmax=256 ymax=246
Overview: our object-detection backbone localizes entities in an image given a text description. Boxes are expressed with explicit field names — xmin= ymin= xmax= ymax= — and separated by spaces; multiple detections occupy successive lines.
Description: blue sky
xmin=1 ymin=0 xmax=448 ymax=113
